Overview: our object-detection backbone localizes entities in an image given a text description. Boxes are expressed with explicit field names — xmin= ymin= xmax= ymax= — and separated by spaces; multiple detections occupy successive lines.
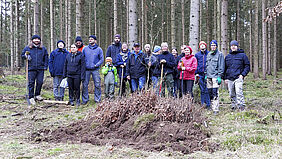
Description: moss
xmin=133 ymin=113 xmax=155 ymax=130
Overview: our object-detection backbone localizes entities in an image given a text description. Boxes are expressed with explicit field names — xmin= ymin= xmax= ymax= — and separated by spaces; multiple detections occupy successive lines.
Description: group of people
xmin=22 ymin=34 xmax=250 ymax=114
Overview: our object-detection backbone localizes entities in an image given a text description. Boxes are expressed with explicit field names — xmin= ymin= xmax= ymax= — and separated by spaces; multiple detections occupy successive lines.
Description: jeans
xmin=53 ymin=76 xmax=65 ymax=99
xmin=199 ymin=75 xmax=210 ymax=107
xmin=207 ymin=78 xmax=220 ymax=112
xmin=82 ymin=70 xmax=101 ymax=103
xmin=28 ymin=70 xmax=44 ymax=99
xmin=131 ymin=76 xmax=146 ymax=92
xmin=227 ymin=78 xmax=245 ymax=109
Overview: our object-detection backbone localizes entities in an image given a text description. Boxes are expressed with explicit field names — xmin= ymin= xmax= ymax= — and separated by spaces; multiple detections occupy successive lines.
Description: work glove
xmin=204 ymin=76 xmax=207 ymax=80
xmin=160 ymin=59 xmax=166 ymax=64
xmin=217 ymin=77 xmax=222 ymax=85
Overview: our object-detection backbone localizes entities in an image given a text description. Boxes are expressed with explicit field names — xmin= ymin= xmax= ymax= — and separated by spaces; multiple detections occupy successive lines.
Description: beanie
xmin=106 ymin=57 xmax=112 ymax=63
xmin=210 ymin=40 xmax=218 ymax=46
xmin=57 ymin=40 xmax=65 ymax=48
xmin=199 ymin=41 xmax=207 ymax=48
xmin=185 ymin=45 xmax=193 ymax=53
xmin=230 ymin=40 xmax=239 ymax=46
xmin=153 ymin=46 xmax=161 ymax=53
xmin=114 ymin=34 xmax=121 ymax=39
xmin=75 ymin=36 xmax=83 ymax=42
xmin=32 ymin=35 xmax=41 ymax=40
xmin=89 ymin=35 xmax=97 ymax=40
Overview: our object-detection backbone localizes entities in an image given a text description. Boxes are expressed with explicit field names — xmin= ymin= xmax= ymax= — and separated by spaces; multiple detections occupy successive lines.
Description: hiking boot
xmin=55 ymin=97 xmax=60 ymax=101
xmin=213 ymin=111 xmax=218 ymax=115
xmin=35 ymin=95 xmax=43 ymax=101
xmin=29 ymin=98 xmax=36 ymax=105
xmin=81 ymin=101 xmax=88 ymax=105
xmin=69 ymin=101 xmax=74 ymax=106
xmin=76 ymin=100 xmax=80 ymax=106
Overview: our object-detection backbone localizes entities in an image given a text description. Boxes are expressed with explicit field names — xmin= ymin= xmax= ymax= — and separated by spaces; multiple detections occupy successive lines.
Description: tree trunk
xmin=221 ymin=0 xmax=228 ymax=56
xmin=114 ymin=0 xmax=117 ymax=36
xmin=65 ymin=0 xmax=68 ymax=47
xmin=249 ymin=0 xmax=253 ymax=72
xmin=128 ymin=0 xmax=137 ymax=48
xmin=50 ymin=0 xmax=54 ymax=51
xmin=141 ymin=0 xmax=144 ymax=45
xmin=0 ymin=0 xmax=2 ymax=42
xmin=267 ymin=0 xmax=271 ymax=75
xmin=67 ymin=0 xmax=72 ymax=50
xmin=15 ymin=0 xmax=18 ymax=69
xmin=76 ymin=0 xmax=81 ymax=36
xmin=144 ymin=0 xmax=148 ymax=44
xmin=236 ymin=0 xmax=240 ymax=43
xmin=161 ymin=0 xmax=164 ymax=42
xmin=273 ymin=17 xmax=277 ymax=77
xmin=253 ymin=0 xmax=259 ymax=78
xmin=181 ymin=0 xmax=185 ymax=44
xmin=206 ymin=0 xmax=211 ymax=43
xmin=262 ymin=0 xmax=267 ymax=80
xmin=189 ymin=0 xmax=199 ymax=53
xmin=60 ymin=0 xmax=63 ymax=39
xmin=216 ymin=0 xmax=221 ymax=50
xmin=171 ymin=0 xmax=176 ymax=47
xmin=40 ymin=1 xmax=43 ymax=38
xmin=27 ymin=0 xmax=31 ymax=44
xmin=94 ymin=0 xmax=97 ymax=34
xmin=33 ymin=0 xmax=39 ymax=35
xmin=126 ymin=0 xmax=129 ymax=43
xmin=213 ymin=0 xmax=217 ymax=39
xmin=10 ymin=1 xmax=14 ymax=74
xmin=199 ymin=0 xmax=202 ymax=41
xmin=88 ymin=0 xmax=91 ymax=36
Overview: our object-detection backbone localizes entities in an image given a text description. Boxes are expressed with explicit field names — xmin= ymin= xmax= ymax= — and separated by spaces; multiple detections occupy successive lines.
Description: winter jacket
xmin=205 ymin=50 xmax=225 ymax=78
xmin=177 ymin=54 xmax=198 ymax=80
xmin=157 ymin=51 xmax=177 ymax=75
xmin=101 ymin=64 xmax=118 ymax=83
xmin=224 ymin=49 xmax=250 ymax=80
xmin=49 ymin=48 xmax=68 ymax=77
xmin=126 ymin=50 xmax=146 ymax=79
xmin=195 ymin=49 xmax=209 ymax=75
xmin=63 ymin=51 xmax=86 ymax=80
xmin=21 ymin=42 xmax=49 ymax=71
xmin=106 ymin=42 xmax=122 ymax=65
xmin=116 ymin=50 xmax=131 ymax=78
xmin=83 ymin=44 xmax=104 ymax=70
xmin=144 ymin=52 xmax=158 ymax=77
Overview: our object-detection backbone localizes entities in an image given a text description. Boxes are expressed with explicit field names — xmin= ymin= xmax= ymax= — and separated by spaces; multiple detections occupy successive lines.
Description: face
xmin=200 ymin=44 xmax=206 ymax=50
xmin=210 ymin=44 xmax=217 ymax=51
xmin=231 ymin=45 xmax=238 ymax=52
xmin=161 ymin=45 xmax=168 ymax=51
xmin=58 ymin=42 xmax=64 ymax=49
xmin=32 ymin=38 xmax=40 ymax=45
xmin=144 ymin=45 xmax=150 ymax=52
xmin=114 ymin=37 xmax=120 ymax=43
xmin=172 ymin=49 xmax=178 ymax=56
xmin=76 ymin=41 xmax=82 ymax=47
xmin=184 ymin=48 xmax=191 ymax=56
xmin=181 ymin=45 xmax=185 ymax=53
xmin=89 ymin=38 xmax=95 ymax=44
xmin=134 ymin=46 xmax=140 ymax=53
xmin=70 ymin=45 xmax=78 ymax=53
xmin=122 ymin=44 xmax=128 ymax=51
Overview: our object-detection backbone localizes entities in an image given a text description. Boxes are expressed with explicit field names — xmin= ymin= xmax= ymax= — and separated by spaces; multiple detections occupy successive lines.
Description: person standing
xmin=144 ymin=44 xmax=158 ymax=89
xmin=49 ymin=40 xmax=69 ymax=101
xmin=175 ymin=45 xmax=186 ymax=97
xmin=21 ymin=35 xmax=49 ymax=105
xmin=106 ymin=34 xmax=122 ymax=66
xmin=74 ymin=36 xmax=85 ymax=52
xmin=195 ymin=41 xmax=210 ymax=109
xmin=101 ymin=57 xmax=118 ymax=99
xmin=82 ymin=35 xmax=104 ymax=104
xmin=205 ymin=40 xmax=225 ymax=115
xmin=151 ymin=46 xmax=162 ymax=90
xmin=63 ymin=44 xmax=85 ymax=106
xmin=224 ymin=40 xmax=250 ymax=111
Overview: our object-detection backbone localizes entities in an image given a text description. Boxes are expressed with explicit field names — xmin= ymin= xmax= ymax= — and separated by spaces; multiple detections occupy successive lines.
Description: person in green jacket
xmin=101 ymin=57 xmax=118 ymax=99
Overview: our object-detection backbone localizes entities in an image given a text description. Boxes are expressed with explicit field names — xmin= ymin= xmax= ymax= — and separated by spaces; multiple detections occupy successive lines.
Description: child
xmin=101 ymin=57 xmax=118 ymax=99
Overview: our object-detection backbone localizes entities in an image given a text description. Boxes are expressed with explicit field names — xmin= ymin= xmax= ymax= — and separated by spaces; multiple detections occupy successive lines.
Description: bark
xmin=221 ymin=0 xmax=228 ymax=56
xmin=171 ymin=0 xmax=176 ymax=47
xmin=236 ymin=0 xmax=240 ymax=43
xmin=267 ymin=0 xmax=271 ymax=75
xmin=182 ymin=0 xmax=185 ymax=44
xmin=273 ymin=17 xmax=277 ymax=77
xmin=94 ymin=0 xmax=97 ymax=34
xmin=15 ymin=0 xmax=18 ymax=68
xmin=128 ymin=0 xmax=137 ymax=48
xmin=27 ymin=0 xmax=31 ymax=44
xmin=161 ymin=0 xmax=164 ymax=42
xmin=262 ymin=0 xmax=267 ymax=79
xmin=65 ymin=0 xmax=68 ymax=47
xmin=88 ymin=0 xmax=91 ymax=35
xmin=67 ymin=0 xmax=71 ymax=50
xmin=253 ymin=0 xmax=259 ymax=78
xmin=216 ymin=0 xmax=221 ymax=50
xmin=206 ymin=0 xmax=211 ymax=43
xmin=213 ymin=0 xmax=217 ymax=39
xmin=10 ymin=0 xmax=14 ymax=73
xmin=50 ymin=0 xmax=54 ymax=51
xmin=126 ymin=0 xmax=129 ymax=43
xmin=114 ymin=0 xmax=117 ymax=36
xmin=60 ymin=0 xmax=63 ymax=39
xmin=33 ymin=0 xmax=39 ymax=34
xmin=40 ymin=0 xmax=43 ymax=38
xmin=189 ymin=0 xmax=200 ymax=53
xmin=199 ymin=0 xmax=202 ymax=41
xmin=141 ymin=0 xmax=144 ymax=45
xmin=249 ymin=0 xmax=252 ymax=72
xmin=0 ymin=0 xmax=2 ymax=42
xmin=76 ymin=0 xmax=81 ymax=36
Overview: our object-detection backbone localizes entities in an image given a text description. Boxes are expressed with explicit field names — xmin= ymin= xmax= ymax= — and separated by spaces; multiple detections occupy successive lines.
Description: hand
xmin=217 ymin=77 xmax=222 ymax=85
xmin=181 ymin=67 xmax=185 ymax=71
xmin=127 ymin=76 xmax=130 ymax=80
xmin=204 ymin=76 xmax=207 ymax=80
xmin=160 ymin=59 xmax=166 ymax=64
xmin=239 ymin=75 xmax=244 ymax=79
xmin=124 ymin=63 xmax=126 ymax=66
xmin=120 ymin=65 xmax=124 ymax=68
xmin=148 ymin=62 xmax=151 ymax=67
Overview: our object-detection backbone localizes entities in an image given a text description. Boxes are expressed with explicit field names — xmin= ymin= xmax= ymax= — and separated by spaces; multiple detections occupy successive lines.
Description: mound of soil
xmin=32 ymin=92 xmax=219 ymax=154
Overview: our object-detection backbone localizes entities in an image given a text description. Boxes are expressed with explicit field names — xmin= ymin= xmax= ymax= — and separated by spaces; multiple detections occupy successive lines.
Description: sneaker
xmin=76 ymin=100 xmax=80 ymax=106
xmin=29 ymin=98 xmax=36 ymax=105
xmin=35 ymin=95 xmax=43 ymax=101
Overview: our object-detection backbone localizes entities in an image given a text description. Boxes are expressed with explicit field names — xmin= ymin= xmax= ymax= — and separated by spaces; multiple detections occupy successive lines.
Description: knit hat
xmin=153 ymin=46 xmax=161 ymax=53
xmin=114 ymin=34 xmax=121 ymax=39
xmin=133 ymin=43 xmax=140 ymax=47
xmin=89 ymin=35 xmax=97 ymax=40
xmin=32 ymin=35 xmax=41 ymax=40
xmin=106 ymin=57 xmax=112 ymax=63
xmin=184 ymin=45 xmax=193 ymax=53
xmin=199 ymin=41 xmax=207 ymax=48
xmin=57 ymin=40 xmax=65 ymax=48
xmin=230 ymin=40 xmax=239 ymax=46
xmin=210 ymin=40 xmax=218 ymax=46
xmin=75 ymin=36 xmax=83 ymax=42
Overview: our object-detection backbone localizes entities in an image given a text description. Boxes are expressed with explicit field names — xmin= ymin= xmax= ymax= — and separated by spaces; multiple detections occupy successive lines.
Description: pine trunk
xmin=206 ymin=0 xmax=211 ymax=43
xmin=114 ymin=0 xmax=118 ymax=36
xmin=181 ymin=0 xmax=185 ymax=44
xmin=221 ymin=0 xmax=228 ymax=56
xmin=216 ymin=0 xmax=221 ymax=50
xmin=267 ymin=0 xmax=271 ymax=75
xmin=128 ymin=0 xmax=137 ymax=48
xmin=236 ymin=0 xmax=240 ymax=43
xmin=161 ymin=0 xmax=164 ymax=42
xmin=273 ymin=17 xmax=277 ymax=77
xmin=253 ymin=0 xmax=259 ymax=78
xmin=60 ymin=0 xmax=63 ymax=39
xmin=40 ymin=1 xmax=43 ymax=38
xmin=88 ymin=0 xmax=91 ymax=36
xmin=50 ymin=0 xmax=54 ymax=51
xmin=189 ymin=0 xmax=199 ymax=53
xmin=171 ymin=0 xmax=175 ymax=47
xmin=262 ymin=0 xmax=267 ymax=80
xmin=76 ymin=0 xmax=81 ymax=36
xmin=199 ymin=1 xmax=202 ymax=41
xmin=67 ymin=0 xmax=72 ymax=50
xmin=27 ymin=0 xmax=31 ymax=44
xmin=249 ymin=0 xmax=253 ymax=72
xmin=126 ymin=0 xmax=129 ymax=43
xmin=144 ymin=0 xmax=148 ymax=44
xmin=141 ymin=0 xmax=144 ymax=45
xmin=0 ymin=0 xmax=2 ymax=42
xmin=15 ymin=0 xmax=18 ymax=68
xmin=65 ymin=0 xmax=68 ymax=47
xmin=94 ymin=0 xmax=97 ymax=34
xmin=33 ymin=0 xmax=39 ymax=35
xmin=10 ymin=1 xmax=14 ymax=73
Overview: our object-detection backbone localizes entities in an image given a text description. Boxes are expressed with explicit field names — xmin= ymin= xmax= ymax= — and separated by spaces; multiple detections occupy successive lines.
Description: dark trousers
xmin=119 ymin=77 xmax=128 ymax=96
xmin=179 ymin=79 xmax=194 ymax=97
xmin=67 ymin=77 xmax=81 ymax=102
xmin=28 ymin=70 xmax=44 ymax=99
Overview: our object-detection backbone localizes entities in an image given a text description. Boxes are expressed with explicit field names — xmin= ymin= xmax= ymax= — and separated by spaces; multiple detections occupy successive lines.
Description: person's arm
xmin=21 ymin=47 xmax=28 ymax=60
xmin=80 ymin=54 xmax=86 ymax=81
xmin=106 ymin=46 xmax=111 ymax=58
xmin=165 ymin=55 xmax=177 ymax=68
xmin=125 ymin=55 xmax=131 ymax=78
xmin=43 ymin=48 xmax=49 ymax=70
xmin=63 ymin=57 xmax=68 ymax=78
xmin=116 ymin=54 xmax=124 ymax=66
xmin=114 ymin=67 xmax=118 ymax=83
xmin=218 ymin=53 xmax=225 ymax=78
xmin=194 ymin=54 xmax=199 ymax=74
xmin=48 ymin=52 xmax=54 ymax=76
xmin=241 ymin=54 xmax=250 ymax=77
xmin=95 ymin=48 xmax=104 ymax=67
xmin=101 ymin=66 xmax=109 ymax=75
xmin=186 ymin=57 xmax=198 ymax=72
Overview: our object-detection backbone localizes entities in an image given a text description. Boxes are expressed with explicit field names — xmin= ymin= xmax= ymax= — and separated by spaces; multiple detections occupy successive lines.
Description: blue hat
xmin=153 ymin=46 xmax=161 ymax=53
xmin=57 ymin=40 xmax=65 ymax=48
xmin=210 ymin=40 xmax=218 ymax=46
xmin=133 ymin=43 xmax=140 ymax=47
xmin=114 ymin=34 xmax=121 ymax=39
xmin=89 ymin=35 xmax=97 ymax=40
xmin=32 ymin=34 xmax=41 ymax=40
xmin=75 ymin=36 xmax=83 ymax=42
xmin=230 ymin=40 xmax=239 ymax=46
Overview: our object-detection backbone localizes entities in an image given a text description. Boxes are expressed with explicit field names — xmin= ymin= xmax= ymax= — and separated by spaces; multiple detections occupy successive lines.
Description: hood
xmin=162 ymin=51 xmax=170 ymax=55
xmin=57 ymin=40 xmax=66 ymax=48
xmin=88 ymin=43 xmax=98 ymax=50
xmin=185 ymin=54 xmax=194 ymax=59
xmin=230 ymin=49 xmax=244 ymax=54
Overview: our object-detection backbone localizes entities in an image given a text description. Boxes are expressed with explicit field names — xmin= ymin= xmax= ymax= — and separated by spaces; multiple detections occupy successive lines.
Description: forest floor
xmin=0 ymin=69 xmax=281 ymax=159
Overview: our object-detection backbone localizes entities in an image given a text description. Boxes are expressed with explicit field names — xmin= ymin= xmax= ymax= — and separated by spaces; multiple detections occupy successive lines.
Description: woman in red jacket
xmin=177 ymin=45 xmax=198 ymax=97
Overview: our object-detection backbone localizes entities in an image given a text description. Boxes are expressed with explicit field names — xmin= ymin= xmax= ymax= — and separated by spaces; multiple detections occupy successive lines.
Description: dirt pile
xmin=32 ymin=92 xmax=219 ymax=154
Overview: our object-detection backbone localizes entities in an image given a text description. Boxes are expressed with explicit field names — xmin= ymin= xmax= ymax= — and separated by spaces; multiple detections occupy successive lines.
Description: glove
xmin=217 ymin=77 xmax=222 ymax=85
xmin=26 ymin=55 xmax=32 ymax=61
xmin=204 ymin=76 xmax=207 ymax=80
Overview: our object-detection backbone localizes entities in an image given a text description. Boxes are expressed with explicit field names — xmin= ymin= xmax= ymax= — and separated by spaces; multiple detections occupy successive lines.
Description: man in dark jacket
xmin=49 ymin=40 xmax=69 ymax=101
xmin=75 ymin=36 xmax=85 ymax=52
xmin=175 ymin=45 xmax=185 ymax=97
xmin=82 ymin=35 xmax=104 ymax=104
xmin=126 ymin=43 xmax=146 ymax=92
xmin=21 ymin=35 xmax=49 ymax=105
xmin=195 ymin=41 xmax=210 ymax=109
xmin=224 ymin=40 xmax=250 ymax=111
xmin=158 ymin=42 xmax=177 ymax=97
xmin=106 ymin=34 xmax=122 ymax=66
xmin=63 ymin=44 xmax=86 ymax=106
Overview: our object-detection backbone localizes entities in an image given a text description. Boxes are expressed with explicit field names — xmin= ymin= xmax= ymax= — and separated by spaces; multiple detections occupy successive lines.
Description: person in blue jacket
xmin=63 ymin=44 xmax=86 ymax=106
xmin=49 ymin=40 xmax=68 ymax=101
xmin=21 ymin=35 xmax=49 ymax=105
xmin=106 ymin=34 xmax=122 ymax=66
xmin=195 ymin=41 xmax=210 ymax=109
xmin=82 ymin=35 xmax=104 ymax=104
xmin=116 ymin=43 xmax=131 ymax=96
xmin=224 ymin=40 xmax=250 ymax=111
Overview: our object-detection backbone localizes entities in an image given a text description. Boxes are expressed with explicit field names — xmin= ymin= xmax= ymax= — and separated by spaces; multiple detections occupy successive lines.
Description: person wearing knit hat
xmin=195 ymin=41 xmax=210 ymax=109
xmin=74 ymin=36 xmax=85 ymax=52
xmin=102 ymin=57 xmax=118 ymax=99
xmin=144 ymin=44 xmax=158 ymax=90
xmin=106 ymin=34 xmax=122 ymax=66
xmin=153 ymin=46 xmax=161 ymax=54
xmin=49 ymin=40 xmax=69 ymax=101
xmin=205 ymin=40 xmax=225 ymax=115
xmin=174 ymin=45 xmax=186 ymax=97
xmin=81 ymin=35 xmax=104 ymax=104
xmin=21 ymin=34 xmax=49 ymax=105
xmin=224 ymin=40 xmax=250 ymax=111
